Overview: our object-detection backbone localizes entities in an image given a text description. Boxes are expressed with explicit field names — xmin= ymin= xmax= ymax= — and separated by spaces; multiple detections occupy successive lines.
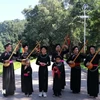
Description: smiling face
xmin=90 ymin=47 xmax=95 ymax=54
xmin=56 ymin=45 xmax=61 ymax=52
xmin=41 ymin=47 xmax=47 ymax=55
xmin=73 ymin=47 xmax=79 ymax=54
xmin=55 ymin=57 xmax=61 ymax=63
xmin=24 ymin=46 xmax=28 ymax=52
xmin=6 ymin=44 xmax=12 ymax=52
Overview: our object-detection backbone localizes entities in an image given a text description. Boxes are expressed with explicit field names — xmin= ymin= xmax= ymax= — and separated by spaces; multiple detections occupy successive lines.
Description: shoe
xmin=43 ymin=92 xmax=47 ymax=97
xmin=39 ymin=92 xmax=42 ymax=97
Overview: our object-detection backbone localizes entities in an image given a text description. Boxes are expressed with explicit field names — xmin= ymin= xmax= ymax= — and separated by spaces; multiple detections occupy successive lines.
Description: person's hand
xmin=40 ymin=62 xmax=46 ymax=66
xmin=4 ymin=60 xmax=10 ymax=63
xmin=86 ymin=62 xmax=90 ymax=66
xmin=62 ymin=45 xmax=68 ymax=49
xmin=22 ymin=59 xmax=27 ymax=62
xmin=69 ymin=61 xmax=74 ymax=64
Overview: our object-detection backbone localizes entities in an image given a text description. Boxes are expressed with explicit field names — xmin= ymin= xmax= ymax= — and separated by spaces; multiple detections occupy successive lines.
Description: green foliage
xmin=0 ymin=19 xmax=26 ymax=52
xmin=0 ymin=0 xmax=100 ymax=53
xmin=22 ymin=0 xmax=70 ymax=50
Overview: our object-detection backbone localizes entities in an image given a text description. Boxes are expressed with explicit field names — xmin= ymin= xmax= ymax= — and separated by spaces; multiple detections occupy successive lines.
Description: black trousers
xmin=38 ymin=66 xmax=48 ymax=92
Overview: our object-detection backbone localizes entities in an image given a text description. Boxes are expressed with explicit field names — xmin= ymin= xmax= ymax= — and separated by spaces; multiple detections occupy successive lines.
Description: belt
xmin=75 ymin=63 xmax=80 ymax=66
xmin=93 ymin=64 xmax=98 ymax=67
xmin=10 ymin=61 xmax=13 ymax=64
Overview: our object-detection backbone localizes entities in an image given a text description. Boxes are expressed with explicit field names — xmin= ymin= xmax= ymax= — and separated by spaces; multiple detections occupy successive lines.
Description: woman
xmin=52 ymin=44 xmax=69 ymax=89
xmin=17 ymin=43 xmax=36 ymax=93
xmin=36 ymin=46 xmax=51 ymax=97
xmin=0 ymin=43 xmax=18 ymax=97
xmin=67 ymin=46 xmax=85 ymax=93
xmin=84 ymin=46 xmax=100 ymax=98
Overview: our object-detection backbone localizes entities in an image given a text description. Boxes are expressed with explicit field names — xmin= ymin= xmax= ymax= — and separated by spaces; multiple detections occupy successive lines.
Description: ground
xmin=0 ymin=62 xmax=100 ymax=100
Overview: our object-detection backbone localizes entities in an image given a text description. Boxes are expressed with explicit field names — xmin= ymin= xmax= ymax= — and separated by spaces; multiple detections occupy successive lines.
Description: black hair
xmin=89 ymin=45 xmax=96 ymax=50
xmin=72 ymin=46 xmax=78 ymax=52
xmin=55 ymin=44 xmax=61 ymax=48
xmin=22 ymin=43 xmax=28 ymax=48
xmin=40 ymin=46 xmax=47 ymax=50
xmin=55 ymin=55 xmax=62 ymax=60
xmin=4 ymin=43 xmax=11 ymax=49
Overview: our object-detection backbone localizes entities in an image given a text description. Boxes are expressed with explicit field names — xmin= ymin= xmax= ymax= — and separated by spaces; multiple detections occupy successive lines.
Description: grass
xmin=80 ymin=63 xmax=100 ymax=73
xmin=0 ymin=59 xmax=36 ymax=75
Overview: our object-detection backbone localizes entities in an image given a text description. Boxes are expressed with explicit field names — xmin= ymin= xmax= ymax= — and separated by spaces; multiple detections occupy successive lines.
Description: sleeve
xmin=66 ymin=55 xmax=72 ymax=63
xmin=0 ymin=53 xmax=5 ymax=63
xmin=13 ymin=51 xmax=19 ymax=57
xmin=52 ymin=63 xmax=54 ymax=70
xmin=29 ymin=52 xmax=38 ymax=59
xmin=84 ymin=55 xmax=89 ymax=67
xmin=51 ymin=52 xmax=55 ymax=62
xmin=47 ymin=56 xmax=51 ymax=66
xmin=61 ymin=63 xmax=65 ymax=73
xmin=62 ymin=49 xmax=69 ymax=55
xmin=99 ymin=54 xmax=100 ymax=59
xmin=16 ymin=53 xmax=23 ymax=62
xmin=36 ymin=55 xmax=40 ymax=65
xmin=80 ymin=53 xmax=86 ymax=59
xmin=28 ymin=67 xmax=32 ymax=76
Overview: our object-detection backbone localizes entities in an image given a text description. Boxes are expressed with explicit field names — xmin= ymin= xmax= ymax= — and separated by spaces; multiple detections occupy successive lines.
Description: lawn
xmin=80 ymin=63 xmax=100 ymax=73
xmin=0 ymin=59 xmax=36 ymax=75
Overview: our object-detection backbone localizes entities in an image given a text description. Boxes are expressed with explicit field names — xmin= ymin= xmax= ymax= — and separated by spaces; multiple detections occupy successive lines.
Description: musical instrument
xmin=3 ymin=40 xmax=22 ymax=67
xmin=21 ymin=41 xmax=41 ymax=65
xmin=59 ymin=35 xmax=69 ymax=54
xmin=69 ymin=40 xmax=88 ymax=68
xmin=87 ymin=48 xmax=100 ymax=70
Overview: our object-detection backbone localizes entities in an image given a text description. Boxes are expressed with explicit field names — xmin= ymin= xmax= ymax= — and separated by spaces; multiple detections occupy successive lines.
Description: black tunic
xmin=52 ymin=62 xmax=64 ymax=95
xmin=17 ymin=51 xmax=36 ymax=92
xmin=52 ymin=49 xmax=69 ymax=89
xmin=36 ymin=54 xmax=51 ymax=92
xmin=23 ymin=65 xmax=33 ymax=95
xmin=67 ymin=54 xmax=85 ymax=93
xmin=51 ymin=49 xmax=69 ymax=62
xmin=84 ymin=53 xmax=100 ymax=97
xmin=0 ymin=51 xmax=17 ymax=97
xmin=18 ymin=52 xmax=29 ymax=92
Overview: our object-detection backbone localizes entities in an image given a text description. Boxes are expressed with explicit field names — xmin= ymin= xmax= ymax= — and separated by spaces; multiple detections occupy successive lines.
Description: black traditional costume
xmin=52 ymin=59 xmax=64 ymax=96
xmin=36 ymin=53 xmax=51 ymax=93
xmin=84 ymin=52 xmax=100 ymax=97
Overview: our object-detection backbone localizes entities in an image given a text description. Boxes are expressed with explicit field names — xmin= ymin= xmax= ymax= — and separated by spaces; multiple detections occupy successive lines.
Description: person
xmin=36 ymin=46 xmax=51 ymax=97
xmin=17 ymin=43 xmax=37 ymax=93
xmin=17 ymin=44 xmax=29 ymax=93
xmin=84 ymin=46 xmax=100 ymax=98
xmin=52 ymin=44 xmax=69 ymax=90
xmin=0 ymin=43 xmax=18 ymax=97
xmin=23 ymin=60 xmax=33 ymax=96
xmin=67 ymin=46 xmax=85 ymax=93
xmin=52 ymin=55 xmax=64 ymax=97
xmin=52 ymin=44 xmax=69 ymax=62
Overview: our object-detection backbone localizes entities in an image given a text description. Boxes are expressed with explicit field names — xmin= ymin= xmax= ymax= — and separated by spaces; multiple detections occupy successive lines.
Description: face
xmin=56 ymin=58 xmax=61 ymax=63
xmin=73 ymin=47 xmax=79 ymax=54
xmin=41 ymin=48 xmax=47 ymax=54
xmin=56 ymin=45 xmax=61 ymax=52
xmin=6 ymin=45 xmax=12 ymax=52
xmin=24 ymin=46 xmax=28 ymax=52
xmin=90 ymin=47 xmax=95 ymax=54
xmin=26 ymin=61 xmax=30 ymax=66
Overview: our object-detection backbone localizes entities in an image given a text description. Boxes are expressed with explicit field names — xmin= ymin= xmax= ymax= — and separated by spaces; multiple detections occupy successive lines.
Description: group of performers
xmin=0 ymin=40 xmax=100 ymax=98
